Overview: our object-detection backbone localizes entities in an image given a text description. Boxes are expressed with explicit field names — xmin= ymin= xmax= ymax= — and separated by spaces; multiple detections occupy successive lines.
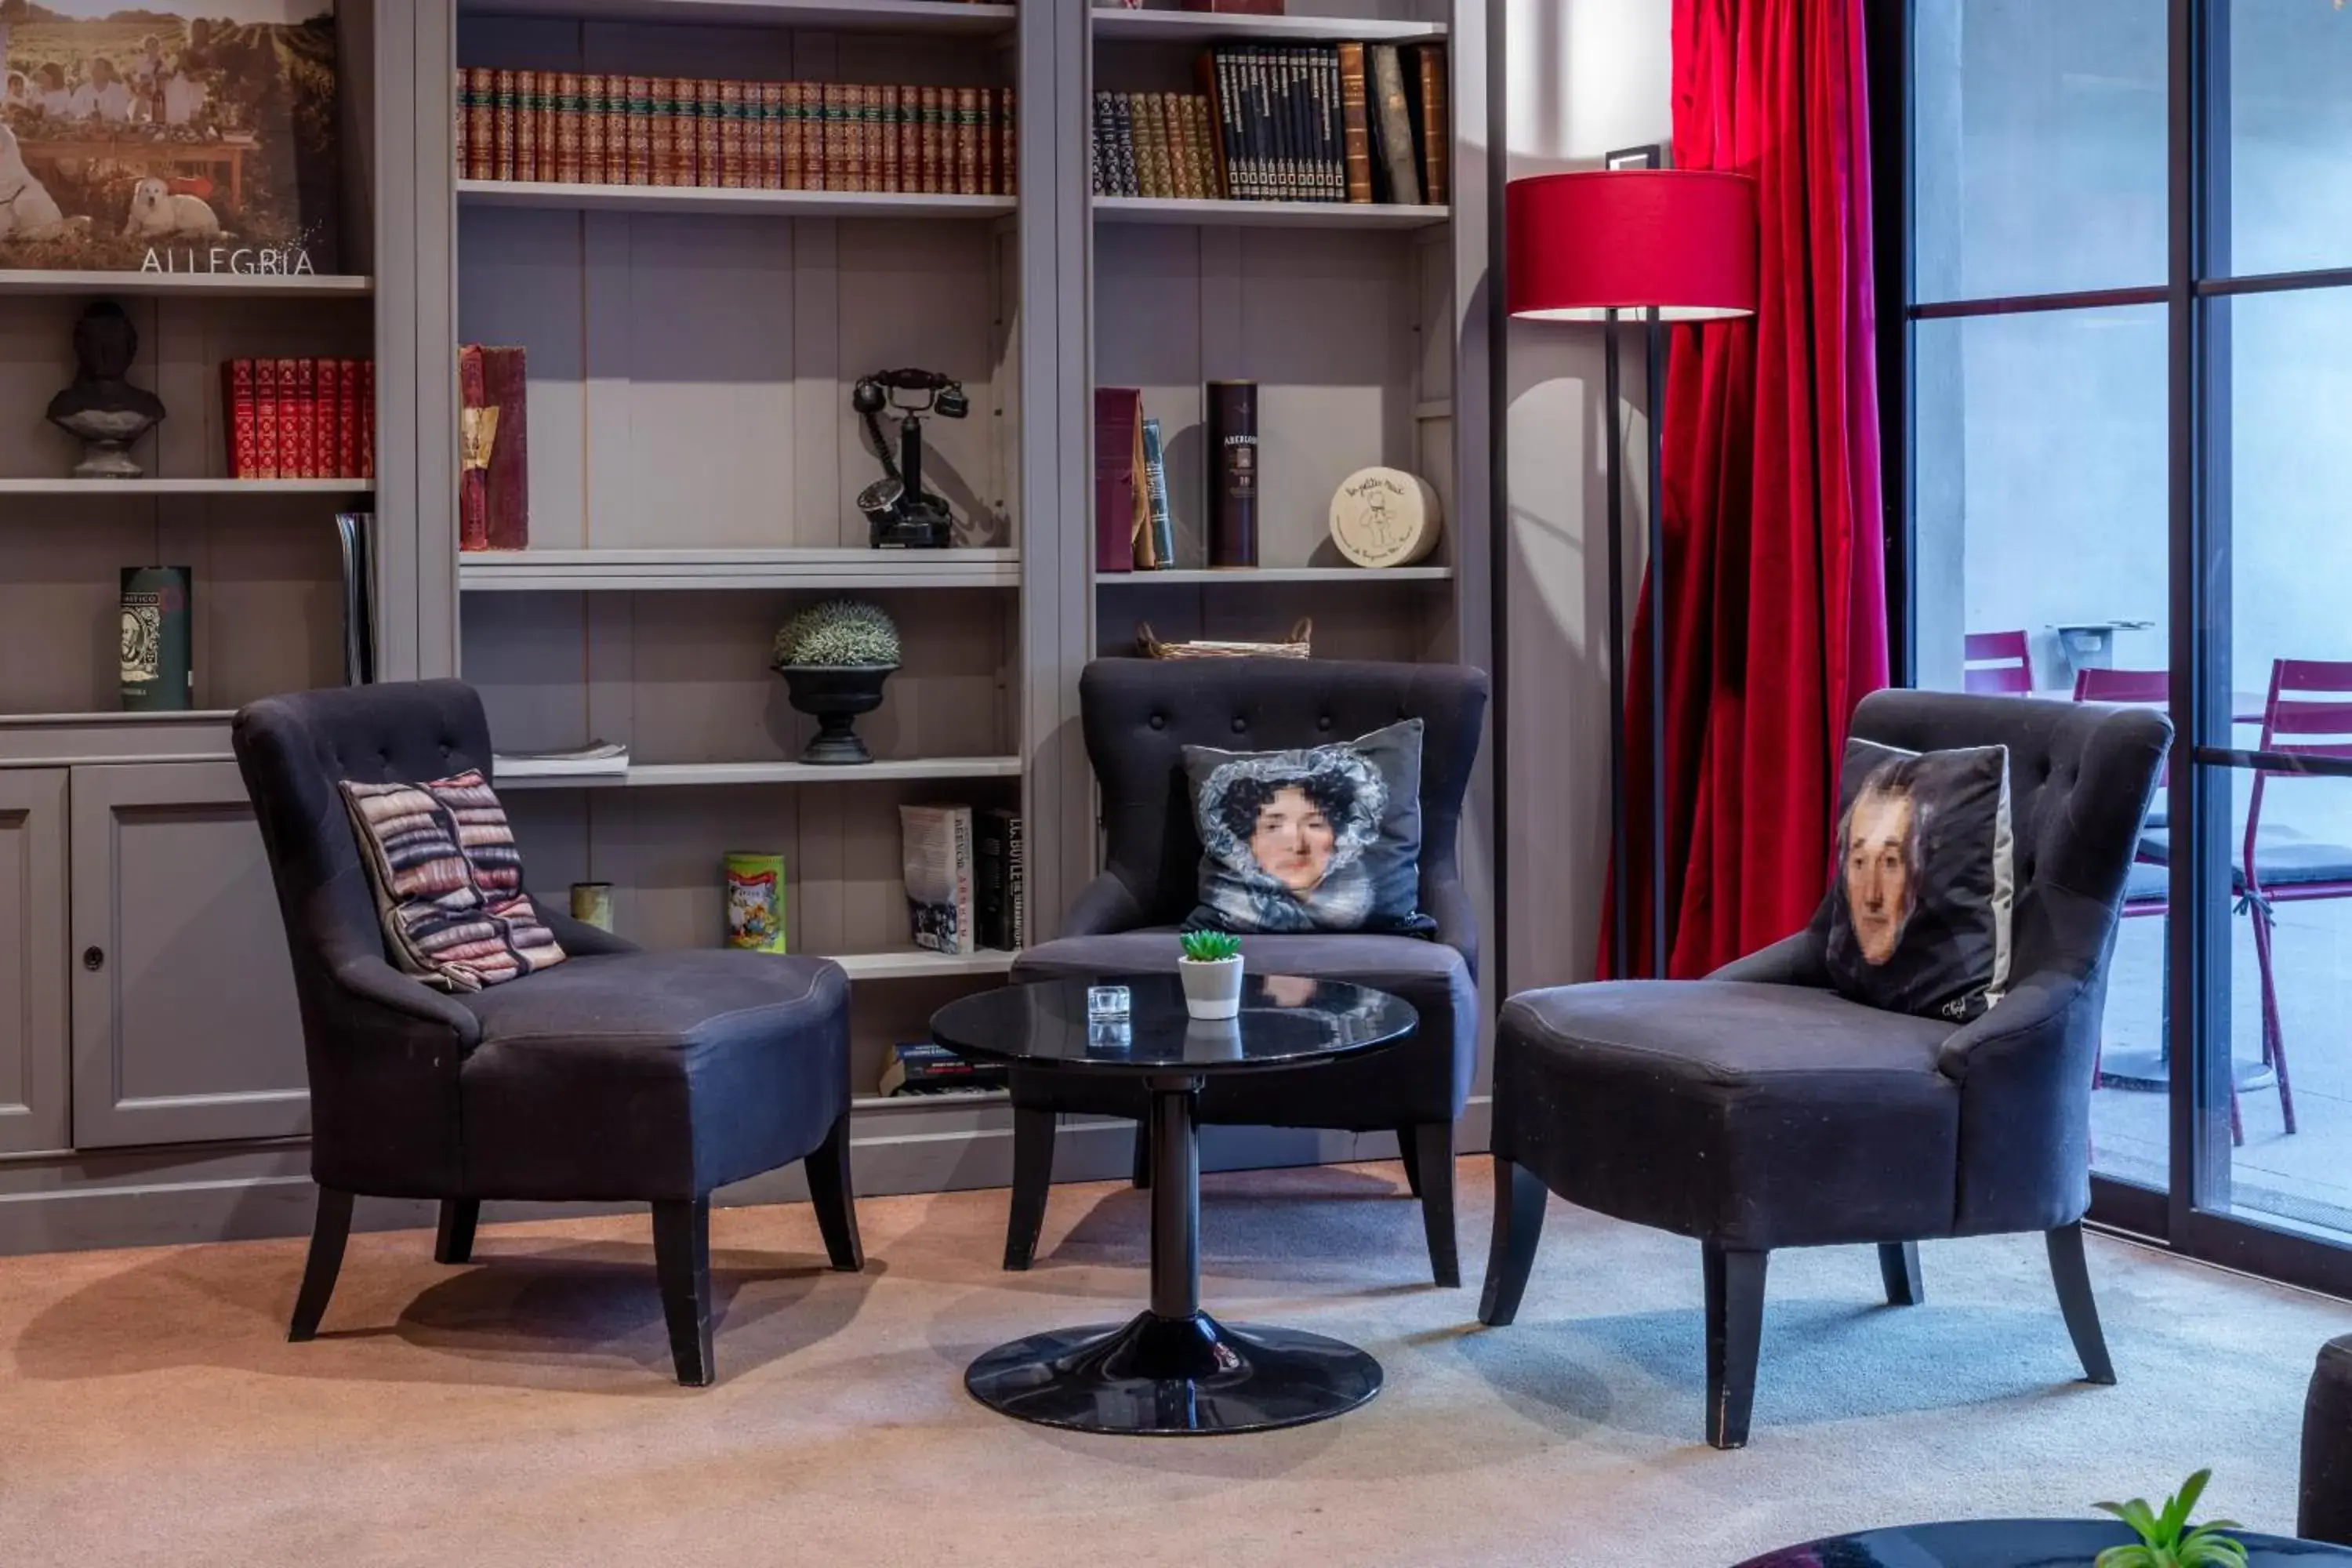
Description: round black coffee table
xmin=1734 ymin=1519 xmax=2352 ymax=1566
xmin=931 ymin=973 xmax=1417 ymax=1437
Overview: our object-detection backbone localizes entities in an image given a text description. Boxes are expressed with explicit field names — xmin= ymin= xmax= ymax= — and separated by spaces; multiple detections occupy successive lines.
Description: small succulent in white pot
xmin=771 ymin=600 xmax=901 ymax=765
xmin=1178 ymin=929 xmax=1245 ymax=1021
xmin=2092 ymin=1471 xmax=2248 ymax=1568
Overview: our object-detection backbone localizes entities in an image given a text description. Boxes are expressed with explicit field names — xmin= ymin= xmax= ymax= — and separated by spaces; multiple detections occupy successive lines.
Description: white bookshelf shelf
xmin=0 ymin=270 xmax=373 ymax=298
xmin=462 ymin=0 xmax=1017 ymax=31
xmin=1092 ymin=7 xmax=1446 ymax=44
xmin=0 ymin=709 xmax=234 ymax=728
xmin=458 ymin=180 xmax=1016 ymax=221
xmin=1094 ymin=196 xmax=1450 ymax=230
xmin=831 ymin=948 xmax=1018 ymax=982
xmin=499 ymin=756 xmax=1024 ymax=789
xmin=459 ymin=546 xmax=1021 ymax=592
xmin=0 ymin=477 xmax=374 ymax=495
xmin=1100 ymin=565 xmax=1453 ymax=585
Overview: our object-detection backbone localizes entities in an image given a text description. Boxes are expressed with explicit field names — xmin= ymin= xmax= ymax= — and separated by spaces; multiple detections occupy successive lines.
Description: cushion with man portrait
xmin=1818 ymin=737 xmax=2016 ymax=1024
xmin=1181 ymin=718 xmax=1433 ymax=937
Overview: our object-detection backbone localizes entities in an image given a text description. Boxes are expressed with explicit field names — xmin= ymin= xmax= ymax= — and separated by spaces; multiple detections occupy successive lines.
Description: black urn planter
xmin=775 ymin=663 xmax=897 ymax=764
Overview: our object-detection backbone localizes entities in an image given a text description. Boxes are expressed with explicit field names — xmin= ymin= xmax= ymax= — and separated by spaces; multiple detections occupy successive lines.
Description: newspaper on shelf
xmin=492 ymin=741 xmax=630 ymax=779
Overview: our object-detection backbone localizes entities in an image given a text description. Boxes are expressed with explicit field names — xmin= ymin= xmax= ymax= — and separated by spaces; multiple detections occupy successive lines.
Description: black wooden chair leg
xmin=1411 ymin=1121 xmax=1459 ymax=1287
xmin=1477 ymin=1158 xmax=1548 ymax=1326
xmin=434 ymin=1199 xmax=480 ymax=1265
xmin=1878 ymin=1240 xmax=1923 ymax=1306
xmin=2046 ymin=1221 xmax=2117 ymax=1385
xmin=1396 ymin=1125 xmax=1425 ymax=1199
xmin=653 ymin=1196 xmax=715 ymax=1387
xmin=1704 ymin=1244 xmax=1769 ymax=1450
xmin=1003 ymin=1106 xmax=1055 ymax=1271
xmin=803 ymin=1110 xmax=864 ymax=1272
xmin=288 ymin=1185 xmax=354 ymax=1343
xmin=1130 ymin=1113 xmax=1152 ymax=1189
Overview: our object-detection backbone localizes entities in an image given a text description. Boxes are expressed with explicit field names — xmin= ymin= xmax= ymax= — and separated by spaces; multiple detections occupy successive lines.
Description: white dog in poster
xmin=0 ymin=124 xmax=67 ymax=242
xmin=124 ymin=176 xmax=223 ymax=241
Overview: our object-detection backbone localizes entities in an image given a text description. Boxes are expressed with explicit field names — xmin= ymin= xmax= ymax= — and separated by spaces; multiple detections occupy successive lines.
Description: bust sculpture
xmin=46 ymin=303 xmax=166 ymax=479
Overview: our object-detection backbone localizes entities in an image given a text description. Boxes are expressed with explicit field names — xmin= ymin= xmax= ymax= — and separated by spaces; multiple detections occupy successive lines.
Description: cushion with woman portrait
xmin=1818 ymin=737 xmax=2015 ymax=1023
xmin=1181 ymin=719 xmax=1433 ymax=936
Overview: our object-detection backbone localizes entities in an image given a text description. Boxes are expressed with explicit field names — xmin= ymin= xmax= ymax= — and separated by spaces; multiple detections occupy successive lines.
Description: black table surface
xmin=1735 ymin=1519 xmax=2351 ymax=1566
xmin=929 ymin=974 xmax=1416 ymax=1076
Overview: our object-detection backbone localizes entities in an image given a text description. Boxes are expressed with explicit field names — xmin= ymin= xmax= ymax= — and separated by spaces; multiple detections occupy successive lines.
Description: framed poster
xmin=0 ymin=2 xmax=341 ymax=276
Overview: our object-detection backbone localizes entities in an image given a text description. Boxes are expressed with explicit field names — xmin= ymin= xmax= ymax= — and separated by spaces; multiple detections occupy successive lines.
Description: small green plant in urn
xmin=771 ymin=599 xmax=901 ymax=765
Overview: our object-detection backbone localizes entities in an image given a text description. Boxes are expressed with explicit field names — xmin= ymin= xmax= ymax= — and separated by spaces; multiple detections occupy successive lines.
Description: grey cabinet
xmin=0 ymin=769 xmax=69 ymax=1156
xmin=69 ymin=761 xmax=309 ymax=1149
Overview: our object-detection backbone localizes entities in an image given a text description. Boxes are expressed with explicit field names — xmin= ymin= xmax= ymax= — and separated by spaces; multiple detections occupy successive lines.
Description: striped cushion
xmin=339 ymin=770 xmax=565 ymax=992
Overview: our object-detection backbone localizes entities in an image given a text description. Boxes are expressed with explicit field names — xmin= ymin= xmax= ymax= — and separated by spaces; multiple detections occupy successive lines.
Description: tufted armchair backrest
xmin=1838 ymin=688 xmax=2172 ymax=986
xmin=232 ymin=680 xmax=498 ymax=992
xmin=1079 ymin=657 xmax=1490 ymax=946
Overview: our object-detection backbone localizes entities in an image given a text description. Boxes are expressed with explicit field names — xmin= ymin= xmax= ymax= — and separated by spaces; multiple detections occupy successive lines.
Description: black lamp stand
xmin=1602 ymin=306 xmax=1671 ymax=980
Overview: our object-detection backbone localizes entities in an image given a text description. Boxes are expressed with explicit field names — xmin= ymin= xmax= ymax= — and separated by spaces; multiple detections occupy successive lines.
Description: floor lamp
xmin=1505 ymin=165 xmax=1759 ymax=978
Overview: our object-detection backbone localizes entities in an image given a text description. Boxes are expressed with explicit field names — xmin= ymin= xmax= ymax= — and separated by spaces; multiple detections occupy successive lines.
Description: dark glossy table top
xmin=930 ymin=975 xmax=1416 ymax=1075
xmin=1736 ymin=1519 xmax=2351 ymax=1566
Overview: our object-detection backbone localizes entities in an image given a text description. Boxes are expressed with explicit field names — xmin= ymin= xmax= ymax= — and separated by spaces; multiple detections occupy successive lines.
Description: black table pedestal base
xmin=964 ymin=1308 xmax=1382 ymax=1436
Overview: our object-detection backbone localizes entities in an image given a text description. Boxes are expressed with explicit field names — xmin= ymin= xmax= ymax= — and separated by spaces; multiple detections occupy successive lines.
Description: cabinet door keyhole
xmin=82 ymin=946 xmax=103 ymax=971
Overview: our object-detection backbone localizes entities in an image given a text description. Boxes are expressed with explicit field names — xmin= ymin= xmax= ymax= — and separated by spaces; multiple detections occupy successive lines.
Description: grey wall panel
xmin=0 ymin=769 xmax=68 ymax=1156
xmin=68 ymin=761 xmax=308 ymax=1149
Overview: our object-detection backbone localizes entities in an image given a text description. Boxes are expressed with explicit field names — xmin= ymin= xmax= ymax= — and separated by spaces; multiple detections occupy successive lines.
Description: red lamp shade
xmin=1507 ymin=169 xmax=1759 ymax=322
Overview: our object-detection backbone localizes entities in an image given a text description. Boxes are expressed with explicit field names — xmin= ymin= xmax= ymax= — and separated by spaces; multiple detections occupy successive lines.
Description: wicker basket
xmin=1137 ymin=619 xmax=1313 ymax=660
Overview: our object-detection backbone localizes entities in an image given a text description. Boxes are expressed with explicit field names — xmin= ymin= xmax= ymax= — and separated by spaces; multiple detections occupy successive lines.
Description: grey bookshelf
xmin=0 ymin=270 xmax=374 ymax=298
xmin=460 ymin=0 xmax=1018 ymax=33
xmin=1098 ymin=566 xmax=1454 ymax=586
xmin=1091 ymin=8 xmax=1446 ymax=45
xmin=0 ymin=478 xmax=375 ymax=495
xmin=456 ymin=180 xmax=1016 ymax=221
xmin=458 ymin=546 xmax=1023 ymax=592
xmin=496 ymin=756 xmax=1025 ymax=789
xmin=0 ymin=0 xmax=1494 ymax=1253
xmin=1094 ymin=195 xmax=1450 ymax=229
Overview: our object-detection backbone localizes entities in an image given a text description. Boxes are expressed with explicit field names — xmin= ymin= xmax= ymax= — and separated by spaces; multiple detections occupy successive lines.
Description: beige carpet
xmin=1 ymin=1160 xmax=2345 ymax=1567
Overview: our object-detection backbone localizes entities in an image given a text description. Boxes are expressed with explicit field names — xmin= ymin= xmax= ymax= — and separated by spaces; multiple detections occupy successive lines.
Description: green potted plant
xmin=2092 ymin=1471 xmax=2249 ymax=1568
xmin=771 ymin=599 xmax=900 ymax=765
xmin=1178 ymin=930 xmax=1244 ymax=1021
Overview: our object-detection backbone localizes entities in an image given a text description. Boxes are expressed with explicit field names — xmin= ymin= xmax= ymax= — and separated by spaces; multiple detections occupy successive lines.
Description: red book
xmin=291 ymin=358 xmax=317 ymax=478
xmin=358 ymin=360 xmax=375 ymax=481
xmin=316 ymin=358 xmax=341 ymax=479
xmin=1094 ymin=387 xmax=1142 ymax=575
xmin=275 ymin=359 xmax=303 ymax=481
xmin=458 ymin=345 xmax=528 ymax=550
xmin=220 ymin=358 xmax=256 ymax=479
xmin=253 ymin=357 xmax=280 ymax=480
xmin=337 ymin=358 xmax=360 ymax=479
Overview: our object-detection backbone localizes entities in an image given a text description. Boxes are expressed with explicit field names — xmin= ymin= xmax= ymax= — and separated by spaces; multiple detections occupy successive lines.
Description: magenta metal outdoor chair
xmin=2071 ymin=666 xmax=2285 ymax=1145
xmin=2238 ymin=659 xmax=2352 ymax=1141
xmin=1965 ymin=630 xmax=2034 ymax=695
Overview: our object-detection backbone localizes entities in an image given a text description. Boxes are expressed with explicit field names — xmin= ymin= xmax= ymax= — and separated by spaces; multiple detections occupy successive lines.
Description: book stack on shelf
xmin=219 ymin=358 xmax=377 ymax=481
xmin=456 ymin=70 xmax=1017 ymax=196
xmin=1092 ymin=41 xmax=1446 ymax=205
xmin=878 ymin=1040 xmax=1007 ymax=1098
xmin=902 ymin=804 xmax=1023 ymax=958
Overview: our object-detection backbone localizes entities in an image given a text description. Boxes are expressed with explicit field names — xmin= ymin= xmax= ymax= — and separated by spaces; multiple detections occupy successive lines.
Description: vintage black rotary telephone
xmin=854 ymin=368 xmax=969 ymax=549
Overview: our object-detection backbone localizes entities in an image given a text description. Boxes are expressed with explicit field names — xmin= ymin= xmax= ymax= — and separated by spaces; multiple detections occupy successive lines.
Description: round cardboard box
xmin=1328 ymin=466 xmax=1442 ymax=568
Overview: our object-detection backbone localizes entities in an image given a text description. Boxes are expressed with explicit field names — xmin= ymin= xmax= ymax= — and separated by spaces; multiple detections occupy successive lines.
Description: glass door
xmin=1892 ymin=0 xmax=2352 ymax=1294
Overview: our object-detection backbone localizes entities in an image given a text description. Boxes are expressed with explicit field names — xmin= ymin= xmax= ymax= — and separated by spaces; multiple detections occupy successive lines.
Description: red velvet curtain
xmin=1599 ymin=0 xmax=1889 ymax=979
